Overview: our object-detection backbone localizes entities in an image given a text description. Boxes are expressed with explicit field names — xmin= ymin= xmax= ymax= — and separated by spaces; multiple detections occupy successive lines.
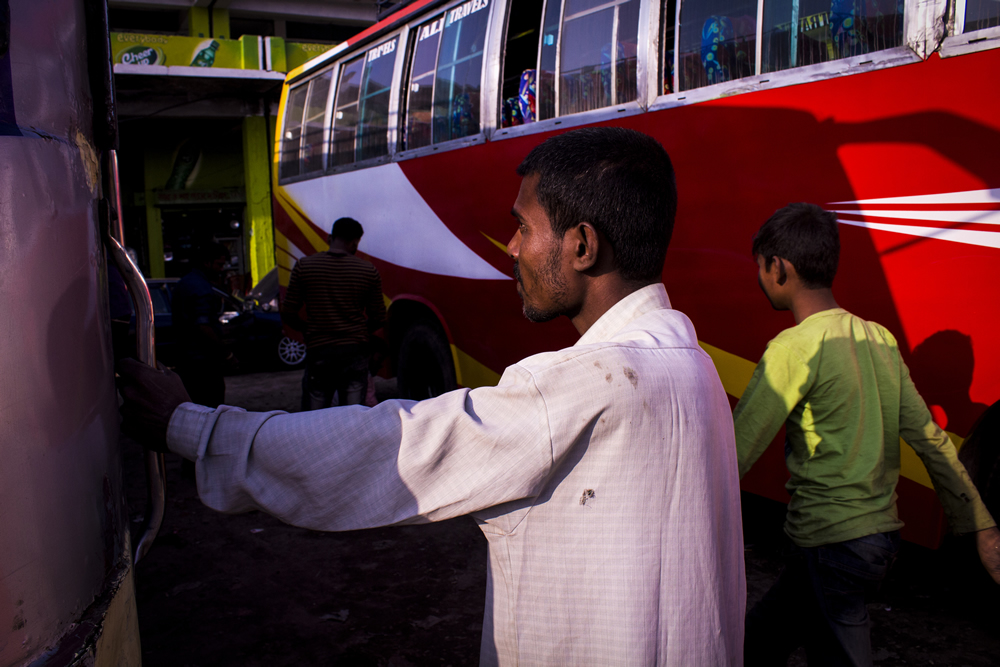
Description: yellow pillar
xmin=188 ymin=8 xmax=210 ymax=38
xmin=211 ymin=8 xmax=230 ymax=39
xmin=242 ymin=116 xmax=275 ymax=286
xmin=188 ymin=7 xmax=229 ymax=38
xmin=143 ymin=152 xmax=165 ymax=278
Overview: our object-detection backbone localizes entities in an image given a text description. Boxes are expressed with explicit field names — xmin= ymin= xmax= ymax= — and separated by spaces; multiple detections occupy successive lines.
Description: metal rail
xmin=102 ymin=149 xmax=166 ymax=565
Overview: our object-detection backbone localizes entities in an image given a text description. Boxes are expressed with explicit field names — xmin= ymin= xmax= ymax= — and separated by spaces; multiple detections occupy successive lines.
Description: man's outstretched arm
xmin=118 ymin=359 xmax=554 ymax=532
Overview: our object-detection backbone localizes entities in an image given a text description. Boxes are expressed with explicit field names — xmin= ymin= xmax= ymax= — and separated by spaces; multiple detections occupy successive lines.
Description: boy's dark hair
xmin=516 ymin=127 xmax=677 ymax=283
xmin=330 ymin=217 xmax=364 ymax=242
xmin=752 ymin=203 xmax=840 ymax=288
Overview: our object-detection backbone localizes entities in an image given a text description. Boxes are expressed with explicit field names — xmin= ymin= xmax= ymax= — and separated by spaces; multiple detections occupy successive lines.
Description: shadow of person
xmin=909 ymin=330 xmax=988 ymax=438
xmin=958 ymin=400 xmax=1000 ymax=520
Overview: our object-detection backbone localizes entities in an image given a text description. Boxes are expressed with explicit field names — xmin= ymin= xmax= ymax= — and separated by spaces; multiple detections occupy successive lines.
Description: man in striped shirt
xmin=281 ymin=217 xmax=386 ymax=409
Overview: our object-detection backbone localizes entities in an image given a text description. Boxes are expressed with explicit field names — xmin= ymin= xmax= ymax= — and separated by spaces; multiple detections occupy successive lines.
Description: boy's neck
xmin=789 ymin=288 xmax=840 ymax=324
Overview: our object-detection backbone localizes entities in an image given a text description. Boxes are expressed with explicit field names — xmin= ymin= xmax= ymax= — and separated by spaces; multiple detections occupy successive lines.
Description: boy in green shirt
xmin=735 ymin=203 xmax=1000 ymax=666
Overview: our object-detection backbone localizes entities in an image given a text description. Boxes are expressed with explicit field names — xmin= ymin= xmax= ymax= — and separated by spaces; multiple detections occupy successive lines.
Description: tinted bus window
xmin=552 ymin=0 xmax=641 ymax=117
xmin=405 ymin=0 xmax=491 ymax=149
xmin=279 ymin=84 xmax=308 ymax=179
xmin=303 ymin=71 xmax=333 ymax=174
xmin=678 ymin=0 xmax=757 ymax=90
xmin=663 ymin=0 xmax=677 ymax=93
xmin=331 ymin=37 xmax=399 ymax=166
xmin=761 ymin=0 xmax=902 ymax=72
xmin=671 ymin=0 xmax=905 ymax=92
xmin=504 ymin=0 xmax=639 ymax=127
xmin=964 ymin=0 xmax=1000 ymax=31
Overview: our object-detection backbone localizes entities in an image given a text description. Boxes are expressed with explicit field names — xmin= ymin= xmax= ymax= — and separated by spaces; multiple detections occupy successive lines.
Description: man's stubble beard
xmin=513 ymin=245 xmax=568 ymax=323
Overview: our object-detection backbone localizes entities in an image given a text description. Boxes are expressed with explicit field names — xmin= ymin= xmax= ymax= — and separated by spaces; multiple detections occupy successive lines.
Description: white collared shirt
xmin=169 ymin=283 xmax=746 ymax=665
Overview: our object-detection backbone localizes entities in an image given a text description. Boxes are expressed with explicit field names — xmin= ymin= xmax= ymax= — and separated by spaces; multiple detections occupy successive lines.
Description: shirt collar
xmin=575 ymin=283 xmax=672 ymax=347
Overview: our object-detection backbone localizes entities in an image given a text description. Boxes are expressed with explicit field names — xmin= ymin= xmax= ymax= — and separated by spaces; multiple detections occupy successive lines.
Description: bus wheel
xmin=397 ymin=323 xmax=457 ymax=400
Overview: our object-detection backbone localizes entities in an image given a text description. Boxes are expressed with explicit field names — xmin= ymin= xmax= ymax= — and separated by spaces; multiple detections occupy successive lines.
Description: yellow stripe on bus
xmin=697 ymin=339 xmax=945 ymax=491
xmin=451 ymin=344 xmax=502 ymax=389
xmin=274 ymin=189 xmax=328 ymax=254
xmin=481 ymin=232 xmax=509 ymax=255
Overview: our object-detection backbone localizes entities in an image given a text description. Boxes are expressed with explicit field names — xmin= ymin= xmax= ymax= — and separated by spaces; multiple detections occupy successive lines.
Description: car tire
xmin=397 ymin=323 xmax=457 ymax=400
xmin=277 ymin=336 xmax=307 ymax=369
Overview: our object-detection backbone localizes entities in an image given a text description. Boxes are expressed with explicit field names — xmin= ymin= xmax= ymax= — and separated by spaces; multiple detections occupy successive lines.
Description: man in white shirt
xmin=118 ymin=127 xmax=746 ymax=666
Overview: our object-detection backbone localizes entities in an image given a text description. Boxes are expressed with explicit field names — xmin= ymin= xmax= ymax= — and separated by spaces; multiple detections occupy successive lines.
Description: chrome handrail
xmin=103 ymin=149 xmax=166 ymax=565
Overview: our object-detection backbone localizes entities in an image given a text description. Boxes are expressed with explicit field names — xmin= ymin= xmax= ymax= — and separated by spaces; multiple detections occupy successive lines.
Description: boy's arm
xmin=898 ymin=364 xmax=995 ymax=535
xmin=898 ymin=361 xmax=999 ymax=583
xmin=733 ymin=342 xmax=811 ymax=478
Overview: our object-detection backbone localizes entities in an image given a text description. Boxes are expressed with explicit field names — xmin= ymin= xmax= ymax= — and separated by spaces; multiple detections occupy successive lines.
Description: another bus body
xmin=0 ymin=1 xmax=141 ymax=664
xmin=272 ymin=0 xmax=1000 ymax=548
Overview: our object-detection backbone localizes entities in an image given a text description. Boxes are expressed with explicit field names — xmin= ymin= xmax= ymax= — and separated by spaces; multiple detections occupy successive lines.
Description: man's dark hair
xmin=330 ymin=217 xmax=364 ymax=242
xmin=752 ymin=203 xmax=840 ymax=288
xmin=516 ymin=127 xmax=677 ymax=283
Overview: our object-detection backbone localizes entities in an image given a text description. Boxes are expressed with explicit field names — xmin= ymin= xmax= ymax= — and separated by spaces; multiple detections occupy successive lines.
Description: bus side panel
xmin=273 ymin=42 xmax=1000 ymax=548
xmin=0 ymin=1 xmax=138 ymax=664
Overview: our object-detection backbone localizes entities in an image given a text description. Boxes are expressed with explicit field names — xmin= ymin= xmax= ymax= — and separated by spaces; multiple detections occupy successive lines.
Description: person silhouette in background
xmin=172 ymin=242 xmax=235 ymax=409
xmin=280 ymin=217 xmax=386 ymax=410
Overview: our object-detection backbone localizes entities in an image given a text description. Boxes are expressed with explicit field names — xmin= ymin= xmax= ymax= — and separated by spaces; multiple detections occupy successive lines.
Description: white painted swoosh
xmin=282 ymin=163 xmax=510 ymax=281
xmin=831 ymin=209 xmax=1000 ymax=225
xmin=831 ymin=188 xmax=1000 ymax=205
xmin=837 ymin=218 xmax=1000 ymax=249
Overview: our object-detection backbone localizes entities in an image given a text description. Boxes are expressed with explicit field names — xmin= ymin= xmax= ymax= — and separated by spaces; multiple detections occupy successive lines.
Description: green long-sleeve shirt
xmin=734 ymin=308 xmax=994 ymax=548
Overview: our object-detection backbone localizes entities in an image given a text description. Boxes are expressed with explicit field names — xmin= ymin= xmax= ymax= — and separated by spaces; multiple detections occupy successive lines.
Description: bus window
xmin=331 ymin=37 xmax=399 ymax=166
xmin=302 ymin=71 xmax=333 ymax=175
xmin=405 ymin=0 xmax=491 ymax=149
xmin=529 ymin=0 xmax=640 ymax=121
xmin=964 ymin=0 xmax=1000 ymax=32
xmin=279 ymin=84 xmax=308 ymax=179
xmin=677 ymin=0 xmax=757 ymax=91
xmin=500 ymin=0 xmax=544 ymax=127
xmin=761 ymin=0 xmax=902 ymax=72
xmin=537 ymin=0 xmax=563 ymax=120
xmin=663 ymin=0 xmax=677 ymax=94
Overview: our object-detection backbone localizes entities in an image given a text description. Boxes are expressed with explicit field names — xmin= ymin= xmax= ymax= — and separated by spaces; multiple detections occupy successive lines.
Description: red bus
xmin=270 ymin=0 xmax=1000 ymax=548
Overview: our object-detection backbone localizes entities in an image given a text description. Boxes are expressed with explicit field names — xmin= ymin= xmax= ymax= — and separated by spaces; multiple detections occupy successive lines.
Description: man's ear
xmin=568 ymin=222 xmax=600 ymax=272
xmin=775 ymin=257 xmax=787 ymax=286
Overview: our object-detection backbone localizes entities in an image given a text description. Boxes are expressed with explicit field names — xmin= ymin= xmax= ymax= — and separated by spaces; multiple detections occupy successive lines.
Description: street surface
xmin=124 ymin=371 xmax=1000 ymax=666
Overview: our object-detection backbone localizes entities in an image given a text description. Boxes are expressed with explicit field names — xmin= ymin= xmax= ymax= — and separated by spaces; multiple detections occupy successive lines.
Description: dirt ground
xmin=124 ymin=370 xmax=1000 ymax=666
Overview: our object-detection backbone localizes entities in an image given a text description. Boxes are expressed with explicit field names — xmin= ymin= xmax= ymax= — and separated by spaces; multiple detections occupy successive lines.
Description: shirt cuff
xmin=167 ymin=402 xmax=217 ymax=461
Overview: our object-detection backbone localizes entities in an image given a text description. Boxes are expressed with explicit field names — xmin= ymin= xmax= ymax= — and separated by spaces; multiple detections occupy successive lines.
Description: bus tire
xmin=397 ymin=323 xmax=457 ymax=400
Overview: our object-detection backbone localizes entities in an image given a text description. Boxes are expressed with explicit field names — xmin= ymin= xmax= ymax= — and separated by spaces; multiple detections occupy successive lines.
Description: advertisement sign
xmin=112 ymin=33 xmax=243 ymax=69
xmin=285 ymin=42 xmax=336 ymax=71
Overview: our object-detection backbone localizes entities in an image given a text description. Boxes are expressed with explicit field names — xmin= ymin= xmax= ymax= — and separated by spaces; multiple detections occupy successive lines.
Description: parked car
xmin=130 ymin=278 xmax=306 ymax=371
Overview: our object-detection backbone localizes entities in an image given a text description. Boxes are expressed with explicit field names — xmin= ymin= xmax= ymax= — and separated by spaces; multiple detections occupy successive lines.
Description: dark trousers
xmin=745 ymin=531 xmax=900 ymax=667
xmin=301 ymin=343 xmax=368 ymax=411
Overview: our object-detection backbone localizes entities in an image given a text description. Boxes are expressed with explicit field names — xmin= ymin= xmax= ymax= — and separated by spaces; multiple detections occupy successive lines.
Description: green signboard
xmin=285 ymin=42 xmax=337 ymax=71
xmin=112 ymin=33 xmax=243 ymax=69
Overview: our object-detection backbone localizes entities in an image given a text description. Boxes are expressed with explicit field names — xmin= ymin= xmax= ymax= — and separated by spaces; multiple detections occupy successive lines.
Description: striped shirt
xmin=283 ymin=251 xmax=386 ymax=350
